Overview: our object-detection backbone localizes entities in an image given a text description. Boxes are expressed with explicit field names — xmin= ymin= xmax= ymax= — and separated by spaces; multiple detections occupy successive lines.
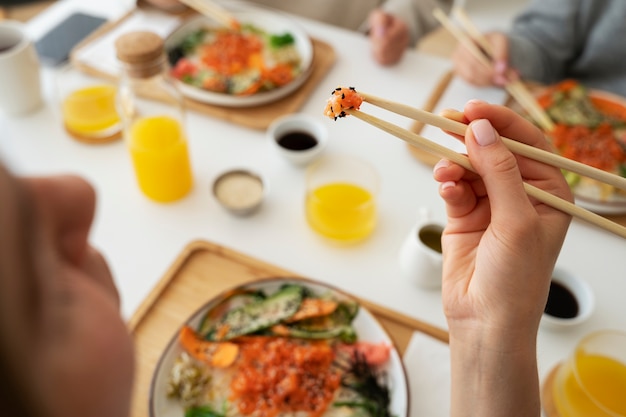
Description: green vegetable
xmin=208 ymin=284 xmax=304 ymax=340
xmin=270 ymin=324 xmax=357 ymax=343
xmin=185 ymin=405 xmax=225 ymax=417
xmin=197 ymin=289 xmax=265 ymax=337
xmin=269 ymin=33 xmax=295 ymax=48
xmin=562 ymin=169 xmax=581 ymax=188
xmin=334 ymin=352 xmax=393 ymax=417
xmin=181 ymin=29 xmax=206 ymax=54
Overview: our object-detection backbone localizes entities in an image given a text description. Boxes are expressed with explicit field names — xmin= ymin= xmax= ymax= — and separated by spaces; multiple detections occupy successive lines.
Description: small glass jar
xmin=115 ymin=31 xmax=193 ymax=203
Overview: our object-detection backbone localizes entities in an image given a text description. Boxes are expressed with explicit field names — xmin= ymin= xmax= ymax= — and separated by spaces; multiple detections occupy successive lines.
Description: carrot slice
xmin=179 ymin=325 xmax=239 ymax=368
xmin=285 ymin=298 xmax=338 ymax=323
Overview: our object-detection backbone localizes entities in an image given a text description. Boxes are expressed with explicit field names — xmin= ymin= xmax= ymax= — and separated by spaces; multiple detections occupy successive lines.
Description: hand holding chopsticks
xmin=433 ymin=7 xmax=555 ymax=132
xmin=333 ymin=90 xmax=626 ymax=239
xmin=178 ymin=0 xmax=240 ymax=30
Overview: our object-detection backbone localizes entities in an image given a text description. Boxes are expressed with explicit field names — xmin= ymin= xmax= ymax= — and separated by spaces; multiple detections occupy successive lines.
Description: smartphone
xmin=35 ymin=12 xmax=107 ymax=67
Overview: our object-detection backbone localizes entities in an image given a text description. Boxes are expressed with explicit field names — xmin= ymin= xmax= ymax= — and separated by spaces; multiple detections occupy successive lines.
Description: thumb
xmin=369 ymin=9 xmax=391 ymax=38
xmin=466 ymin=119 xmax=530 ymax=219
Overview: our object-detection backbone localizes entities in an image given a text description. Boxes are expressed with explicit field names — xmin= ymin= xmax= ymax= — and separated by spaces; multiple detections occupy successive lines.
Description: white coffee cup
xmin=0 ymin=20 xmax=42 ymax=116
xmin=398 ymin=209 xmax=445 ymax=289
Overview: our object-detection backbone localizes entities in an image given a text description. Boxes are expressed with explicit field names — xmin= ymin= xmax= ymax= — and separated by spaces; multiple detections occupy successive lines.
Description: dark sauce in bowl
xmin=277 ymin=131 xmax=318 ymax=151
xmin=544 ymin=281 xmax=579 ymax=319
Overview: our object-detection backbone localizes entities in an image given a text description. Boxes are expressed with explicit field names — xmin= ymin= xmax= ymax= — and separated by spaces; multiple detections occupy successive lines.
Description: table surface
xmin=1 ymin=0 xmax=624 ymax=392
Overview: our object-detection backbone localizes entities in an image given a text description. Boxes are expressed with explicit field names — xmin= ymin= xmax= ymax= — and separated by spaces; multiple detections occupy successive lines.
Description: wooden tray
xmin=70 ymin=8 xmax=336 ymax=130
xmin=127 ymin=239 xmax=449 ymax=417
xmin=408 ymin=71 xmax=626 ymax=227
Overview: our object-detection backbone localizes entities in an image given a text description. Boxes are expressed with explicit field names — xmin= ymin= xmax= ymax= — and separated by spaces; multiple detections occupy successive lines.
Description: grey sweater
xmin=508 ymin=0 xmax=626 ymax=96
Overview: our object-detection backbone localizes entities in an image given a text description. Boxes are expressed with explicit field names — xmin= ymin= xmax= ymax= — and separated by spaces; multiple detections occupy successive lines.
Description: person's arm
xmin=434 ymin=101 xmax=572 ymax=417
xmin=507 ymin=0 xmax=582 ymax=85
xmin=381 ymin=0 xmax=452 ymax=45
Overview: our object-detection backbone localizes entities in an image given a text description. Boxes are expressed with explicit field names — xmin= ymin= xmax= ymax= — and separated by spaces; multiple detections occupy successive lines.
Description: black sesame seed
xmin=341 ymin=93 xmax=345 ymax=99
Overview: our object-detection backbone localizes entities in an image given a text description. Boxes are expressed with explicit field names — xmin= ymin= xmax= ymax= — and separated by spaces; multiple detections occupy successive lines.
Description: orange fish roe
xmin=550 ymin=122 xmax=626 ymax=172
xmin=200 ymin=31 xmax=263 ymax=76
xmin=324 ymin=86 xmax=363 ymax=120
xmin=230 ymin=337 xmax=341 ymax=417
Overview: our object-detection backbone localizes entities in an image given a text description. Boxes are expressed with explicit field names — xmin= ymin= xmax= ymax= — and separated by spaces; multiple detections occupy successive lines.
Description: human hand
xmin=452 ymin=32 xmax=512 ymax=87
xmin=368 ymin=8 xmax=410 ymax=66
xmin=433 ymin=101 xmax=572 ymax=337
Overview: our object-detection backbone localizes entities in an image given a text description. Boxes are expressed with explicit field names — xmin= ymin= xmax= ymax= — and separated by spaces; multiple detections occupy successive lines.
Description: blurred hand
xmin=434 ymin=101 xmax=572 ymax=335
xmin=368 ymin=8 xmax=410 ymax=66
xmin=452 ymin=32 xmax=512 ymax=87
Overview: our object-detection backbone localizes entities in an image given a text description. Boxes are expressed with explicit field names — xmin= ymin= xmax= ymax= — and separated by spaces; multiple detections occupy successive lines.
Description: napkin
xmin=402 ymin=331 xmax=451 ymax=417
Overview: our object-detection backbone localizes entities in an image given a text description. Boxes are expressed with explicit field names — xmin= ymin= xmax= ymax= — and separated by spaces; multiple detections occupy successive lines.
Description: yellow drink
xmin=128 ymin=115 xmax=193 ymax=202
xmin=61 ymin=85 xmax=120 ymax=138
xmin=305 ymin=182 xmax=376 ymax=242
xmin=554 ymin=354 xmax=626 ymax=417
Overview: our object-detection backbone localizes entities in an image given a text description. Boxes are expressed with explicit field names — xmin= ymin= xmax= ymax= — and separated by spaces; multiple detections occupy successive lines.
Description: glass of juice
xmin=305 ymin=154 xmax=379 ymax=244
xmin=552 ymin=330 xmax=626 ymax=417
xmin=56 ymin=66 xmax=122 ymax=144
xmin=127 ymin=114 xmax=193 ymax=203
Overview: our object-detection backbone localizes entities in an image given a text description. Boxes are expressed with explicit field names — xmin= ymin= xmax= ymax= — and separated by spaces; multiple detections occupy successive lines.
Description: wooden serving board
xmin=70 ymin=7 xmax=336 ymax=130
xmin=127 ymin=239 xmax=448 ymax=417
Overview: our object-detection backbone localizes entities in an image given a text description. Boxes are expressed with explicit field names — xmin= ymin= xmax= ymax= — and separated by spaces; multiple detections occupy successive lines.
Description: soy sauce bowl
xmin=541 ymin=267 xmax=595 ymax=331
xmin=268 ymin=113 xmax=328 ymax=166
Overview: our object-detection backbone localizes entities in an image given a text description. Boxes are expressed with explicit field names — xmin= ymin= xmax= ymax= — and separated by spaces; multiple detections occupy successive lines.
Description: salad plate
xmin=521 ymin=81 xmax=626 ymax=214
xmin=164 ymin=4 xmax=314 ymax=108
xmin=149 ymin=277 xmax=409 ymax=417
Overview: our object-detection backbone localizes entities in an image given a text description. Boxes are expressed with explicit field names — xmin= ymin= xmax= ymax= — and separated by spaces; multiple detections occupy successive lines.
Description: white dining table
xmin=1 ymin=0 xmax=625 ymax=398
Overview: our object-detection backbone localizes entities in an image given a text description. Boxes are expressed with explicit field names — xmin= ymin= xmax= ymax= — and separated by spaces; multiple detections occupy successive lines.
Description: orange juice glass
xmin=57 ymin=68 xmax=121 ymax=143
xmin=128 ymin=115 xmax=193 ymax=202
xmin=552 ymin=330 xmax=626 ymax=417
xmin=305 ymin=154 xmax=379 ymax=244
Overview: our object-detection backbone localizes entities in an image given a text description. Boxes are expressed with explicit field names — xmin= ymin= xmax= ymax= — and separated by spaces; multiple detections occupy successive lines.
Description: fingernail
xmin=467 ymin=99 xmax=486 ymax=106
xmin=433 ymin=159 xmax=450 ymax=173
xmin=471 ymin=119 xmax=497 ymax=146
xmin=441 ymin=181 xmax=456 ymax=191
xmin=374 ymin=25 xmax=386 ymax=37
xmin=494 ymin=60 xmax=507 ymax=73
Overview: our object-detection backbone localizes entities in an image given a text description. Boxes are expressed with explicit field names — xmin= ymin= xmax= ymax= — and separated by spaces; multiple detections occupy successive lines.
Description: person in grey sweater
xmin=452 ymin=0 xmax=626 ymax=96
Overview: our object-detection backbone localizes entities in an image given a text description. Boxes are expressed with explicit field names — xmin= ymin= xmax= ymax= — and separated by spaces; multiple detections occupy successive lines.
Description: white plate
xmin=149 ymin=277 xmax=410 ymax=417
xmin=531 ymin=87 xmax=626 ymax=214
xmin=164 ymin=5 xmax=314 ymax=108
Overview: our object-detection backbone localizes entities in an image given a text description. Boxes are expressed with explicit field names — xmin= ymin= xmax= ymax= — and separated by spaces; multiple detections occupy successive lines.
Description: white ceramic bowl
xmin=267 ymin=113 xmax=328 ymax=166
xmin=541 ymin=267 xmax=595 ymax=331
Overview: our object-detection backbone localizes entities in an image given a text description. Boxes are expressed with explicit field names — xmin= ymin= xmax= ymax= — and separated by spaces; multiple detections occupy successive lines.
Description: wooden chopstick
xmin=359 ymin=91 xmax=626 ymax=192
xmin=345 ymin=107 xmax=626 ymax=239
xmin=433 ymin=8 xmax=555 ymax=132
xmin=179 ymin=0 xmax=240 ymax=29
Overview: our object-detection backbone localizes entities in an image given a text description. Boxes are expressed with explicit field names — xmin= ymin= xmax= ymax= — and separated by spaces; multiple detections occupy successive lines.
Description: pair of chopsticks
xmin=179 ymin=0 xmax=240 ymax=29
xmin=345 ymin=91 xmax=626 ymax=239
xmin=433 ymin=7 xmax=555 ymax=132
